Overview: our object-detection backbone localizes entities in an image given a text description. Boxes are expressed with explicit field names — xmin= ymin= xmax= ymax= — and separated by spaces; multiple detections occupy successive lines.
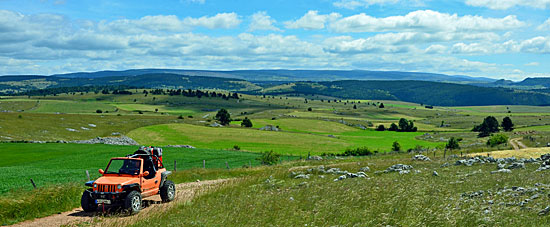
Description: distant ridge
xmin=39 ymin=69 xmax=496 ymax=83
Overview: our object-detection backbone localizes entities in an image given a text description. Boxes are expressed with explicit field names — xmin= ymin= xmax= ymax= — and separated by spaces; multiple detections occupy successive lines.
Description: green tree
xmin=388 ymin=123 xmax=398 ymax=131
xmin=256 ymin=150 xmax=281 ymax=165
xmin=473 ymin=116 xmax=500 ymax=137
xmin=487 ymin=134 xmax=508 ymax=147
xmin=392 ymin=141 xmax=401 ymax=152
xmin=379 ymin=103 xmax=385 ymax=108
xmin=398 ymin=118 xmax=417 ymax=132
xmin=375 ymin=125 xmax=385 ymax=131
xmin=215 ymin=108 xmax=231 ymax=125
xmin=502 ymin=117 xmax=514 ymax=132
xmin=241 ymin=117 xmax=253 ymax=127
xmin=446 ymin=137 xmax=460 ymax=150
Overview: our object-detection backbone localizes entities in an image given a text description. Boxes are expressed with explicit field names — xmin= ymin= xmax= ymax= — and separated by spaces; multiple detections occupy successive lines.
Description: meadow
xmin=0 ymin=143 xmax=262 ymax=194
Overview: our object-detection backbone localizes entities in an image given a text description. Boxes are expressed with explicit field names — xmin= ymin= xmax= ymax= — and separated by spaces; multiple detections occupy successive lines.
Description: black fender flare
xmin=159 ymin=171 xmax=172 ymax=188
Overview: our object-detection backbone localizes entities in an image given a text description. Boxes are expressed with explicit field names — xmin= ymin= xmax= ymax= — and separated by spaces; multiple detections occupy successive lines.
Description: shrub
xmin=375 ymin=125 xmax=385 ymax=131
xmin=307 ymin=107 xmax=312 ymax=111
xmin=341 ymin=147 xmax=374 ymax=156
xmin=241 ymin=117 xmax=253 ymax=127
xmin=215 ymin=108 xmax=231 ymax=125
xmin=178 ymin=115 xmax=184 ymax=119
xmin=96 ymin=109 xmax=102 ymax=113
xmin=233 ymin=145 xmax=241 ymax=150
xmin=392 ymin=141 xmax=401 ymax=152
xmin=487 ymin=134 xmax=508 ymax=147
xmin=388 ymin=123 xmax=398 ymax=131
xmin=256 ymin=150 xmax=281 ymax=165
xmin=446 ymin=137 xmax=461 ymax=150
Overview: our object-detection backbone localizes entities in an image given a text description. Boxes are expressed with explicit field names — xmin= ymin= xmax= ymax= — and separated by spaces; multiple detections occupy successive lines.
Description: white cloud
xmin=285 ymin=11 xmax=341 ymax=30
xmin=465 ymin=0 xmax=550 ymax=10
xmin=329 ymin=10 xmax=525 ymax=33
xmin=333 ymin=0 xmax=399 ymax=9
xmin=248 ymin=11 xmax=281 ymax=32
xmin=525 ymin=62 xmax=540 ymax=66
xmin=183 ymin=12 xmax=241 ymax=29
xmin=538 ymin=18 xmax=550 ymax=31
xmin=425 ymin=44 xmax=447 ymax=54
xmin=186 ymin=0 xmax=205 ymax=4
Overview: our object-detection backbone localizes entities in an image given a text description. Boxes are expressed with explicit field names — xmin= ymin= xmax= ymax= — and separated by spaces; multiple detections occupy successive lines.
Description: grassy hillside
xmin=128 ymin=123 xmax=441 ymax=155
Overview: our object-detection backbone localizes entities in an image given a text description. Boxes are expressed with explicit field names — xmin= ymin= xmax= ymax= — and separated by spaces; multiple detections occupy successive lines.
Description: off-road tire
xmin=81 ymin=190 xmax=97 ymax=212
xmin=160 ymin=180 xmax=175 ymax=202
xmin=124 ymin=190 xmax=142 ymax=214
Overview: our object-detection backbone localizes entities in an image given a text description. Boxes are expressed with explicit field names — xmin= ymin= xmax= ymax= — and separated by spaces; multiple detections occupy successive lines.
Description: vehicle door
xmin=140 ymin=159 xmax=159 ymax=196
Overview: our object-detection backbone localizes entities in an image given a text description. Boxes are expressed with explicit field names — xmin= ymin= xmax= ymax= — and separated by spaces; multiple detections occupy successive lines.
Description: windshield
xmin=105 ymin=159 xmax=141 ymax=175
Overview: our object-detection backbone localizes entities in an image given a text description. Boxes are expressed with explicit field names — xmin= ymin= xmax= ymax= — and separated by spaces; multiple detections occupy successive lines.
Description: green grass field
xmin=128 ymin=123 xmax=442 ymax=155
xmin=0 ymin=143 xmax=262 ymax=194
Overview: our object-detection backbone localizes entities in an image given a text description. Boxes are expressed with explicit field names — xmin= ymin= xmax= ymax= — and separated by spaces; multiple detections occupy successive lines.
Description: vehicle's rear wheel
xmin=81 ymin=190 xmax=97 ymax=212
xmin=124 ymin=190 xmax=142 ymax=214
xmin=160 ymin=180 xmax=175 ymax=202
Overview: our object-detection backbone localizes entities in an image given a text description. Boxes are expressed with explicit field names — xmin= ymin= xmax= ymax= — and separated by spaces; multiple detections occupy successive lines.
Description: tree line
xmin=145 ymin=89 xmax=239 ymax=100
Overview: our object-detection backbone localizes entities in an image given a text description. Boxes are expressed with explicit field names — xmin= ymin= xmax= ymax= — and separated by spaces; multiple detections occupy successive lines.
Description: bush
xmin=96 ymin=109 xmax=103 ymax=113
xmin=233 ymin=145 xmax=241 ymax=150
xmin=375 ymin=125 xmax=385 ymax=131
xmin=241 ymin=117 xmax=253 ymax=128
xmin=256 ymin=150 xmax=281 ymax=165
xmin=216 ymin=108 xmax=231 ymax=125
xmin=392 ymin=141 xmax=401 ymax=152
xmin=178 ymin=115 xmax=184 ymax=119
xmin=388 ymin=123 xmax=398 ymax=131
xmin=487 ymin=134 xmax=508 ymax=147
xmin=446 ymin=137 xmax=461 ymax=150
xmin=341 ymin=147 xmax=374 ymax=156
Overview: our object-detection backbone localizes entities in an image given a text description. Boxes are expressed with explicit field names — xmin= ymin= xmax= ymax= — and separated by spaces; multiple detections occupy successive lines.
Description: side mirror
xmin=142 ymin=171 xmax=149 ymax=177
xmin=99 ymin=169 xmax=104 ymax=175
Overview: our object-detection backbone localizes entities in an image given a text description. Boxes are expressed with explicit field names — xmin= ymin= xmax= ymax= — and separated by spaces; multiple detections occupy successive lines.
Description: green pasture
xmin=231 ymin=118 xmax=359 ymax=134
xmin=0 ymin=112 xmax=184 ymax=141
xmin=112 ymin=103 xmax=196 ymax=115
xmin=0 ymin=143 xmax=262 ymax=194
xmin=128 ymin=123 xmax=442 ymax=155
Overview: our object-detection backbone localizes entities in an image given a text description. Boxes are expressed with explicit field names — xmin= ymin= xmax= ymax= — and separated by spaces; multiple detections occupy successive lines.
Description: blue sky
xmin=0 ymin=0 xmax=549 ymax=80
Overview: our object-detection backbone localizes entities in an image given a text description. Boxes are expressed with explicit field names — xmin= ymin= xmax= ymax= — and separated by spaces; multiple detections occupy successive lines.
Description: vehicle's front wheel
xmin=160 ymin=180 xmax=176 ymax=202
xmin=81 ymin=190 xmax=97 ymax=212
xmin=124 ymin=190 xmax=142 ymax=214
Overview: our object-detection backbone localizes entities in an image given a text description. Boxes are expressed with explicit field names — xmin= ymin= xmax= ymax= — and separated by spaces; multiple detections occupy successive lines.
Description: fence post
xmin=30 ymin=178 xmax=37 ymax=189
xmin=249 ymin=160 xmax=252 ymax=167
xmin=203 ymin=160 xmax=206 ymax=169
xmin=226 ymin=161 xmax=229 ymax=169
xmin=174 ymin=160 xmax=177 ymax=172
xmin=444 ymin=148 xmax=447 ymax=159
xmin=86 ymin=170 xmax=90 ymax=181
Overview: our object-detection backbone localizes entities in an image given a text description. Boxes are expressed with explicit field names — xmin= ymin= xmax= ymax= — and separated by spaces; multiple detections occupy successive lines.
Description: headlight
xmin=117 ymin=185 xmax=122 ymax=189
xmin=94 ymin=184 xmax=97 ymax=188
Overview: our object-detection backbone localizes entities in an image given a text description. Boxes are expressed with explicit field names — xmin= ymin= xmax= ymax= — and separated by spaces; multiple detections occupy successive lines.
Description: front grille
xmin=98 ymin=184 xmax=116 ymax=192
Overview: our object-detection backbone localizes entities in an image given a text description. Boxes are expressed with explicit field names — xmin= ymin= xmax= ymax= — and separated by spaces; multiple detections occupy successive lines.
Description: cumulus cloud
xmin=333 ymin=0 xmax=399 ymax=9
xmin=465 ymin=0 xmax=550 ymax=10
xmin=285 ymin=10 xmax=341 ymax=30
xmin=425 ymin=44 xmax=447 ymax=54
xmin=183 ymin=12 xmax=241 ymax=29
xmin=248 ymin=11 xmax=281 ymax=32
xmin=329 ymin=10 xmax=525 ymax=33
xmin=538 ymin=18 xmax=550 ymax=31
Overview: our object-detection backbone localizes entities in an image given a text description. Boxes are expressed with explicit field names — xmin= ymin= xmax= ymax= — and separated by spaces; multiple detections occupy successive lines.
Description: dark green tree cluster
xmin=215 ymin=108 xmax=231 ymax=125
xmin=341 ymin=147 xmax=376 ymax=156
xmin=396 ymin=118 xmax=417 ymax=132
xmin=19 ymin=85 xmax=136 ymax=96
xmin=149 ymin=88 xmax=239 ymax=100
xmin=473 ymin=116 xmax=513 ymax=137
xmin=241 ymin=117 xmax=253 ymax=127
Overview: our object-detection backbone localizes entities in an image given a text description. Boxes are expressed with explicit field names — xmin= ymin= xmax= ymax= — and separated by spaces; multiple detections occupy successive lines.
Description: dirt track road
xmin=10 ymin=179 xmax=229 ymax=227
xmin=510 ymin=138 xmax=528 ymax=151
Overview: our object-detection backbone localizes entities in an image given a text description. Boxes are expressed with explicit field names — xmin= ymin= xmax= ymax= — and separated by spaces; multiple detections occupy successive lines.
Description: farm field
xmin=0 ymin=143 xmax=262 ymax=194
xmin=128 ymin=123 xmax=442 ymax=155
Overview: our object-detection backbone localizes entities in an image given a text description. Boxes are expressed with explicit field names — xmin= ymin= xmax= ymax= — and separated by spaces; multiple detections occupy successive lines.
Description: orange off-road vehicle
xmin=81 ymin=147 xmax=175 ymax=214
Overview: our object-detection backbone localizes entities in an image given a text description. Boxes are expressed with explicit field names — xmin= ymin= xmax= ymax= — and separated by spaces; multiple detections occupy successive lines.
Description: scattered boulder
xmin=165 ymin=145 xmax=196 ymax=149
xmin=359 ymin=166 xmax=371 ymax=172
xmin=384 ymin=164 xmax=413 ymax=174
xmin=210 ymin=122 xmax=223 ymax=127
xmin=412 ymin=155 xmax=431 ymax=161
xmin=66 ymin=128 xmax=78 ymax=132
xmin=70 ymin=136 xmax=138 ymax=146
xmin=294 ymin=174 xmax=310 ymax=179
xmin=507 ymin=162 xmax=525 ymax=169
xmin=88 ymin=124 xmax=97 ymax=127
xmin=491 ymin=169 xmax=512 ymax=174
xmin=259 ymin=125 xmax=279 ymax=131
xmin=307 ymin=156 xmax=323 ymax=161
xmin=433 ymin=171 xmax=439 ymax=176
